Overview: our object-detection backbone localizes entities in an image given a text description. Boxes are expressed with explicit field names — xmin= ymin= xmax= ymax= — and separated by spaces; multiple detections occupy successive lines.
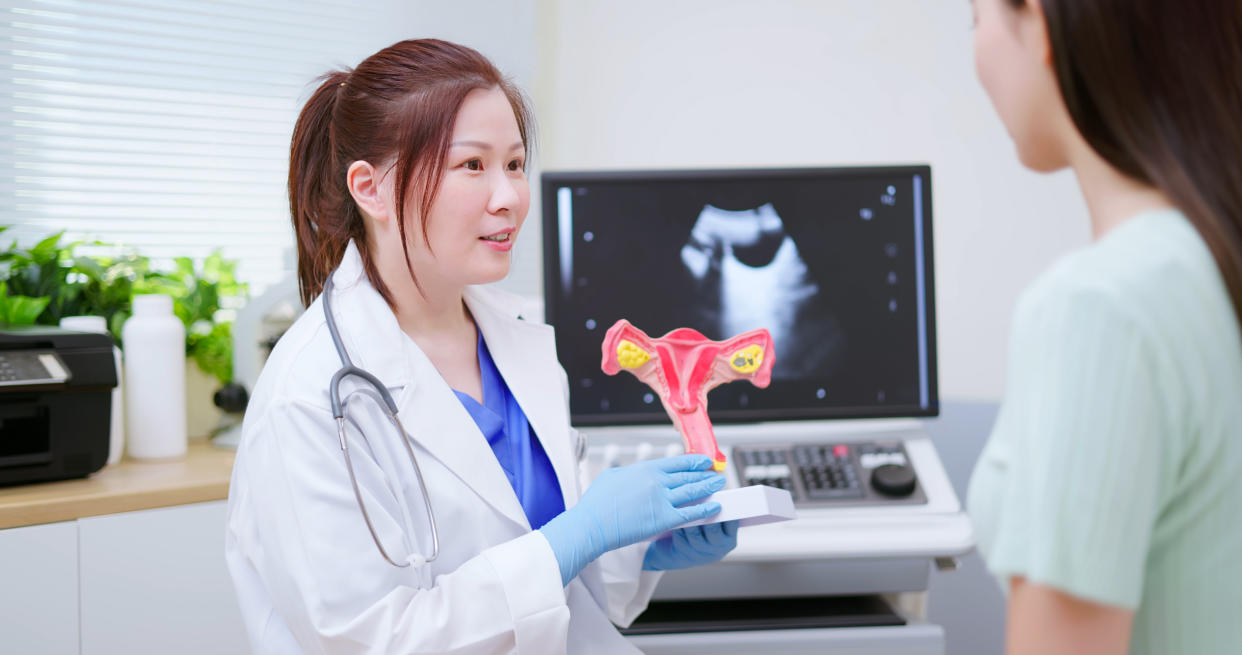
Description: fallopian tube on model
xmin=600 ymin=319 xmax=775 ymax=472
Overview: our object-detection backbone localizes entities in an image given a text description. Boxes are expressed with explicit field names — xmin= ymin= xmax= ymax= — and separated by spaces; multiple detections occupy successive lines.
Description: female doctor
xmin=225 ymin=39 xmax=737 ymax=655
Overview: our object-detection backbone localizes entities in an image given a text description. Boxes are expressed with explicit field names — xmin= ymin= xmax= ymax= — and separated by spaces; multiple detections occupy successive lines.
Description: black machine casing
xmin=0 ymin=327 xmax=116 ymax=486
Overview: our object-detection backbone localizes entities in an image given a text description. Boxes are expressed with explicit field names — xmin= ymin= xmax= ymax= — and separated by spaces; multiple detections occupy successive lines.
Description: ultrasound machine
xmin=541 ymin=166 xmax=973 ymax=654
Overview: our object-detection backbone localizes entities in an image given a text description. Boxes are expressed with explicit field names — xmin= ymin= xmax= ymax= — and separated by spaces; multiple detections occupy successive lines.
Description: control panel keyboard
xmin=733 ymin=441 xmax=925 ymax=507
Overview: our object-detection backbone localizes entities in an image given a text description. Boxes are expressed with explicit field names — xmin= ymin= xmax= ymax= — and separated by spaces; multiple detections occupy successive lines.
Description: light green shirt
xmin=968 ymin=210 xmax=1242 ymax=654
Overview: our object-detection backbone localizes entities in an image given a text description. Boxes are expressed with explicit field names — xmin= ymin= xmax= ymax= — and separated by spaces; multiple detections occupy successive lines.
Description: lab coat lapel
xmin=395 ymin=340 xmax=531 ymax=530
xmin=466 ymin=289 xmax=612 ymax=612
xmin=330 ymin=246 xmax=530 ymax=531
xmin=466 ymin=287 xmax=580 ymax=514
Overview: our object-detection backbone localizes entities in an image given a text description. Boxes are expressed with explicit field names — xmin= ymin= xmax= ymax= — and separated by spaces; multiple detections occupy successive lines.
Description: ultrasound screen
xmin=540 ymin=166 xmax=938 ymax=425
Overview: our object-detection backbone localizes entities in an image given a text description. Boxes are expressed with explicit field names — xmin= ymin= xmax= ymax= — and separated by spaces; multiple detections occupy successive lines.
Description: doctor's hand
xmin=539 ymin=454 xmax=726 ymax=586
xmin=642 ymin=520 xmax=739 ymax=571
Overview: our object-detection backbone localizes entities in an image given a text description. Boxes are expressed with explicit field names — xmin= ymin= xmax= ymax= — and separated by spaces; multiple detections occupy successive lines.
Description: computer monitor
xmin=541 ymin=166 xmax=938 ymax=426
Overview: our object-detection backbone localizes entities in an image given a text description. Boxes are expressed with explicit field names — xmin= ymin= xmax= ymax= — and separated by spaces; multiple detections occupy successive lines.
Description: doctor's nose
xmin=486 ymin=171 xmax=524 ymax=215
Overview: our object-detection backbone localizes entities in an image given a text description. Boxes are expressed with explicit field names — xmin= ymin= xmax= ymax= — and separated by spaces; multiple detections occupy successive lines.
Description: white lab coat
xmin=225 ymin=242 xmax=662 ymax=654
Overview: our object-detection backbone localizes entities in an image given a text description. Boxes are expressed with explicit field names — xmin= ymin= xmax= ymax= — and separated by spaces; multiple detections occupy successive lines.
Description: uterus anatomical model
xmin=601 ymin=319 xmax=775 ymax=472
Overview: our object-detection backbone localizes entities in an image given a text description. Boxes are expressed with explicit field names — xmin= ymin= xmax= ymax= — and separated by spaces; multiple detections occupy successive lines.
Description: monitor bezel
xmin=540 ymin=165 xmax=940 ymax=426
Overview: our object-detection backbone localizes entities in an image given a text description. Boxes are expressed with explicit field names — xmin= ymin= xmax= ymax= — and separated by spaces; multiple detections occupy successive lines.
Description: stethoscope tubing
xmin=322 ymin=273 xmax=441 ymax=567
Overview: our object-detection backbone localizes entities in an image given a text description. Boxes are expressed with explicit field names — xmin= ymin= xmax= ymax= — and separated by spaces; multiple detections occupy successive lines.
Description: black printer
xmin=0 ymin=326 xmax=117 ymax=486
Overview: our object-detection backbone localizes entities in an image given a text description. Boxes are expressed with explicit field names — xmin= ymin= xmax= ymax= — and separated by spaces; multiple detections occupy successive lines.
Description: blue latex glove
xmin=642 ymin=520 xmax=739 ymax=571
xmin=540 ymin=454 xmax=726 ymax=586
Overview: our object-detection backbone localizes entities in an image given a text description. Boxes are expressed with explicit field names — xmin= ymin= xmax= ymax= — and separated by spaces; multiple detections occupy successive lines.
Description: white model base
xmin=680 ymin=484 xmax=797 ymax=529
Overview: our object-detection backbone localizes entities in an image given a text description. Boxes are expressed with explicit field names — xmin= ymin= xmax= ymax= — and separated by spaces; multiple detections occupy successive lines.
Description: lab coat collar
xmin=326 ymin=241 xmax=411 ymax=388
xmin=328 ymin=241 xmax=576 ymax=531
xmin=465 ymin=285 xmax=580 ymax=521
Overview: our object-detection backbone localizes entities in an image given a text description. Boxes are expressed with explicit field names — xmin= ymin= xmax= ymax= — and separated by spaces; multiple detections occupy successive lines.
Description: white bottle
xmin=123 ymin=294 xmax=187 ymax=459
xmin=60 ymin=315 xmax=125 ymax=466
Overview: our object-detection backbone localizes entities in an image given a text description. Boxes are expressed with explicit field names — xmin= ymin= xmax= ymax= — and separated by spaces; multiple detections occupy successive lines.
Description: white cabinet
xmin=0 ymin=501 xmax=248 ymax=655
xmin=79 ymin=501 xmax=248 ymax=655
xmin=0 ymin=521 xmax=80 ymax=655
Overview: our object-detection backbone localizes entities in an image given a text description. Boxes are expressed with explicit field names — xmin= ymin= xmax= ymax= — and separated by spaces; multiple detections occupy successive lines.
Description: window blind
xmin=1 ymin=0 xmax=393 ymax=294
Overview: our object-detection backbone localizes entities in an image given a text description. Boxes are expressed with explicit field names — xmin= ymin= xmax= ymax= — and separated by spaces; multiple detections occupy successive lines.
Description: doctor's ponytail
xmin=287 ymin=39 xmax=534 ymax=308
xmin=289 ymin=70 xmax=360 ymax=308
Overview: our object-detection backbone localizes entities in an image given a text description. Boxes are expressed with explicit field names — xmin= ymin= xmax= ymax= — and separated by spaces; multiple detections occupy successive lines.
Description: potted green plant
xmin=0 ymin=228 xmax=248 ymax=438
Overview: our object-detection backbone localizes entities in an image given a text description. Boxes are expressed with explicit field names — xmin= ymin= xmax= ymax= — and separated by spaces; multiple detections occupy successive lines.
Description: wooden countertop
xmin=0 ymin=441 xmax=235 ymax=529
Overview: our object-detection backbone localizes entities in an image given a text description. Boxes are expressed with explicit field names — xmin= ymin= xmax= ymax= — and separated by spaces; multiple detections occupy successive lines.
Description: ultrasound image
xmin=679 ymin=202 xmax=842 ymax=380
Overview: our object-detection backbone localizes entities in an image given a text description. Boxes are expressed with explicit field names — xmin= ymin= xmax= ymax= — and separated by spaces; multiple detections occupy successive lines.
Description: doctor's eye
xmin=507 ymin=158 xmax=525 ymax=172
xmin=462 ymin=158 xmax=482 ymax=171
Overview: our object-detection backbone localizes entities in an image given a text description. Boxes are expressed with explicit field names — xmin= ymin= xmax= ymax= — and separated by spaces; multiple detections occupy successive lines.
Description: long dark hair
xmin=1011 ymin=0 xmax=1242 ymax=328
xmin=288 ymin=39 xmax=534 ymax=307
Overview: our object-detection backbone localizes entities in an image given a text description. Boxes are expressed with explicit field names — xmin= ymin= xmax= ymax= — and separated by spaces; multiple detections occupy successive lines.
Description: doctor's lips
xmin=480 ymin=227 xmax=515 ymax=251
xmin=600 ymin=319 xmax=776 ymax=472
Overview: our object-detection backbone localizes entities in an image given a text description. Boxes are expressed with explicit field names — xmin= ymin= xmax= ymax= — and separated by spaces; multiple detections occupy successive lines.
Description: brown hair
xmin=1009 ymin=0 xmax=1242 ymax=329
xmin=288 ymin=39 xmax=534 ymax=307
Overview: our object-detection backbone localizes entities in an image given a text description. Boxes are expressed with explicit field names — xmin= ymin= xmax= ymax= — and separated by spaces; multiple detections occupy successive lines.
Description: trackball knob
xmin=871 ymin=463 xmax=917 ymax=497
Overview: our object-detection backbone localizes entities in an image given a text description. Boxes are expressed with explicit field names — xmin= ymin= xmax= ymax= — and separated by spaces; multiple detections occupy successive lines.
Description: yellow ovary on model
xmin=616 ymin=339 xmax=651 ymax=369
xmin=729 ymin=345 xmax=764 ymax=374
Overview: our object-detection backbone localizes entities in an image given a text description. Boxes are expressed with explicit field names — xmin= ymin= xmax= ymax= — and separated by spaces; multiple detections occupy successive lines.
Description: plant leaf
xmin=30 ymin=232 xmax=65 ymax=261
xmin=72 ymin=256 xmax=106 ymax=281
xmin=9 ymin=295 xmax=50 ymax=324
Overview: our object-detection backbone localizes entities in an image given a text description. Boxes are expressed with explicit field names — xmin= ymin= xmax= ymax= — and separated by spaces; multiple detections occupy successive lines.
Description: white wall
xmin=525 ymin=0 xmax=1091 ymax=401
xmin=292 ymin=2 xmax=538 ymax=87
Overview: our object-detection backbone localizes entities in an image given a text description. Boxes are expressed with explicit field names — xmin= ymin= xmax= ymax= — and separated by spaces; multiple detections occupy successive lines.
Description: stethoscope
xmin=323 ymin=272 xmax=440 ymax=568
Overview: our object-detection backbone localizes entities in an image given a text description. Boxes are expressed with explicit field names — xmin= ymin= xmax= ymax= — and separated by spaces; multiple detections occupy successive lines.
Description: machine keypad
xmin=733 ymin=441 xmax=922 ymax=506
xmin=737 ymin=449 xmax=795 ymax=493
xmin=793 ymin=445 xmax=863 ymax=500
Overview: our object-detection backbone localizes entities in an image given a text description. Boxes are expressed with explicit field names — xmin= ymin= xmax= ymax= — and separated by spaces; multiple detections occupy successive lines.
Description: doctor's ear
xmin=1017 ymin=0 xmax=1053 ymax=67
xmin=346 ymin=160 xmax=393 ymax=226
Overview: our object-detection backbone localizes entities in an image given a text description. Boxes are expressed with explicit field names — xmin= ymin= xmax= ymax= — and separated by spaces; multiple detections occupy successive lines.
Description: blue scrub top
xmin=452 ymin=332 xmax=565 ymax=530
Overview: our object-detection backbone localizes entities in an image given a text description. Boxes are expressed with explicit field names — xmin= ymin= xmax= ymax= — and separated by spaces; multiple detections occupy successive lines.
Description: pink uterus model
xmin=601 ymin=319 xmax=775 ymax=472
